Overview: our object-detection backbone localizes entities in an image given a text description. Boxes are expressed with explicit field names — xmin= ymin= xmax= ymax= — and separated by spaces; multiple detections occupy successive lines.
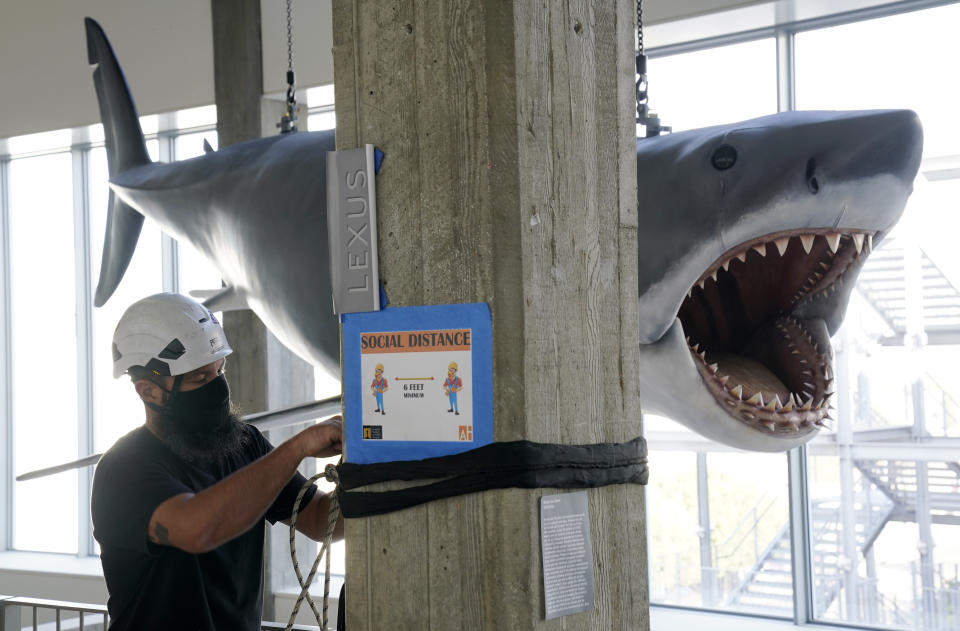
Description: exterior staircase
xmin=722 ymin=450 xmax=960 ymax=617
xmin=723 ymin=481 xmax=894 ymax=615
xmin=855 ymin=236 xmax=960 ymax=345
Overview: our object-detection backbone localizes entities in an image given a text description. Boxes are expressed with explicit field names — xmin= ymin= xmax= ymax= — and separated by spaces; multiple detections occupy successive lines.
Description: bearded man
xmin=91 ymin=293 xmax=343 ymax=630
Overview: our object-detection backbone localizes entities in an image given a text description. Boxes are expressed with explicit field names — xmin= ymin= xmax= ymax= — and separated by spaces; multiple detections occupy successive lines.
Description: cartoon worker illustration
xmin=371 ymin=363 xmax=388 ymax=415
xmin=443 ymin=361 xmax=463 ymax=415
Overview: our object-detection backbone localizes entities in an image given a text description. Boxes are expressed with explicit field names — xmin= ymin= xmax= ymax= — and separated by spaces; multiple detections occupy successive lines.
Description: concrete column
xmin=210 ymin=0 xmax=316 ymax=621
xmin=332 ymin=1 xmax=646 ymax=628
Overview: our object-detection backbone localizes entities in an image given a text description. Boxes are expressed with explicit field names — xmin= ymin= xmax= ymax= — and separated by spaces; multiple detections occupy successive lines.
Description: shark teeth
xmin=688 ymin=230 xmax=874 ymax=306
xmin=688 ymin=318 xmax=833 ymax=433
xmin=852 ymin=233 xmax=865 ymax=253
xmin=681 ymin=229 xmax=874 ymax=435
xmin=825 ymin=232 xmax=842 ymax=253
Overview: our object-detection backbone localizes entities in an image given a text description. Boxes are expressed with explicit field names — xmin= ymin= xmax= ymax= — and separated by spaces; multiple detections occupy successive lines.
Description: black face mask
xmin=166 ymin=373 xmax=231 ymax=431
xmin=152 ymin=373 xmax=248 ymax=464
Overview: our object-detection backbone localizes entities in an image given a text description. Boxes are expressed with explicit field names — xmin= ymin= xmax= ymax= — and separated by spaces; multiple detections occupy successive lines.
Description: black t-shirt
xmin=91 ymin=424 xmax=317 ymax=630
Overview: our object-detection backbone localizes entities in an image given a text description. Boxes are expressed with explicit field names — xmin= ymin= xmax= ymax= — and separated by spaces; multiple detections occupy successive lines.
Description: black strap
xmin=335 ymin=437 xmax=647 ymax=518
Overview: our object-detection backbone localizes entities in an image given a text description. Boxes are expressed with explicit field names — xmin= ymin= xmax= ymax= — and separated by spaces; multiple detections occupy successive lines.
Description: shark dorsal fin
xmin=203 ymin=139 xmax=215 ymax=154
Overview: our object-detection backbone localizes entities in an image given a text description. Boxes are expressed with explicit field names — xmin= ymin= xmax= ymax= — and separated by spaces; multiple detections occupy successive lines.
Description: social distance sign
xmin=342 ymin=304 xmax=493 ymax=464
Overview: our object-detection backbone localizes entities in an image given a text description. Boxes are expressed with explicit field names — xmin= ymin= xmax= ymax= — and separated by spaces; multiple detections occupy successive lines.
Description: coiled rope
xmin=285 ymin=461 xmax=342 ymax=631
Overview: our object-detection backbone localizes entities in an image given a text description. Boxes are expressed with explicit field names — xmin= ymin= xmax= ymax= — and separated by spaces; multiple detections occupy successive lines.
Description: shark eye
xmin=806 ymin=158 xmax=820 ymax=194
xmin=711 ymin=144 xmax=738 ymax=171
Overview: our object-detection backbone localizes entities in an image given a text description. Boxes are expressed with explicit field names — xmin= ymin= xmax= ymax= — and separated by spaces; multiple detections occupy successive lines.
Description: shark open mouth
xmin=678 ymin=230 xmax=874 ymax=437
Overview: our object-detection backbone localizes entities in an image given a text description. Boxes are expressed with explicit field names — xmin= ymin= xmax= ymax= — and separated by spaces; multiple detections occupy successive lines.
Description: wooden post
xmin=333 ymin=1 xmax=647 ymax=628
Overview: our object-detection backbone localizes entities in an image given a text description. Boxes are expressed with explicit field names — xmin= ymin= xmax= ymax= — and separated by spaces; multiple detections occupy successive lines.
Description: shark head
xmin=635 ymin=109 xmax=923 ymax=451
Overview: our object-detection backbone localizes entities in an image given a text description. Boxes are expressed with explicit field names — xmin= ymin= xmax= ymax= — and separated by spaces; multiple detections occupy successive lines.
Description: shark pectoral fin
xmin=202 ymin=138 xmax=215 ymax=154
xmin=194 ymin=286 xmax=248 ymax=313
xmin=94 ymin=191 xmax=144 ymax=307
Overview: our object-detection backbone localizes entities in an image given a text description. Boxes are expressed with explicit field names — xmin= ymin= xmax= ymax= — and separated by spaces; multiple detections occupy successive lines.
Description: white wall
xmin=0 ymin=554 xmax=107 ymax=605
xmin=0 ymin=0 xmax=333 ymax=140
xmin=0 ymin=0 xmax=914 ymax=140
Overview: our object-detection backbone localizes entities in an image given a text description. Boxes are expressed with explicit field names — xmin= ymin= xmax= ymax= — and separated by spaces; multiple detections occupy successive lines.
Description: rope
xmin=285 ymin=461 xmax=342 ymax=631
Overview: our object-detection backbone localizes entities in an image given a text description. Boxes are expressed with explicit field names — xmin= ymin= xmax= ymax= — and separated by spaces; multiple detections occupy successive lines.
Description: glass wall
xmin=643 ymin=36 xmax=794 ymax=618
xmin=795 ymin=4 xmax=960 ymax=628
xmin=1 ymin=109 xmax=226 ymax=554
xmin=8 ymin=151 xmax=79 ymax=553
xmin=1 ymin=98 xmax=343 ymax=600
xmin=646 ymin=2 xmax=960 ymax=629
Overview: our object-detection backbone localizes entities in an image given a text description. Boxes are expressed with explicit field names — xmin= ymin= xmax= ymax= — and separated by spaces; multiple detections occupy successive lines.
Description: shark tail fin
xmin=85 ymin=17 xmax=151 ymax=307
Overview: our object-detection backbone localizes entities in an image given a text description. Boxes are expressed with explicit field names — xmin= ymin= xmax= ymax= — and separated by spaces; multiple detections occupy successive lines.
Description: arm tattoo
xmin=152 ymin=521 xmax=172 ymax=546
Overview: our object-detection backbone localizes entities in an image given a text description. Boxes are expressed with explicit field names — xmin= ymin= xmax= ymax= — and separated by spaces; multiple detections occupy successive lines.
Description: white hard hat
xmin=111 ymin=293 xmax=232 ymax=379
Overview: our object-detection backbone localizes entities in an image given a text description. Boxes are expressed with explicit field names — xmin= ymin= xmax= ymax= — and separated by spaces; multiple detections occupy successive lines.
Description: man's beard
xmin=154 ymin=403 xmax=250 ymax=465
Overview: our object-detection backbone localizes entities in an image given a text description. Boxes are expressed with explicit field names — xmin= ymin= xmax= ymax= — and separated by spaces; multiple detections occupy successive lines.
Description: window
xmin=643 ymin=36 xmax=794 ymax=618
xmin=1 ymin=97 xmax=344 ymax=597
xmin=795 ymin=5 xmax=960 ymax=627
xmin=0 ymin=109 xmax=224 ymax=556
xmin=89 ymin=143 xmax=165 ymax=456
xmin=645 ymin=2 xmax=960 ymax=629
xmin=644 ymin=37 xmax=778 ymax=133
xmin=9 ymin=150 xmax=79 ymax=554
xmin=306 ymin=85 xmax=336 ymax=132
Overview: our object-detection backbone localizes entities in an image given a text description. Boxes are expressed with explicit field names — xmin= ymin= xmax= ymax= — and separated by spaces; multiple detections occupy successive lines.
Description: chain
xmin=279 ymin=0 xmax=298 ymax=133
xmin=635 ymin=0 xmax=669 ymax=136
xmin=286 ymin=0 xmax=294 ymax=74
xmin=635 ymin=0 xmax=648 ymax=121
xmin=636 ymin=0 xmax=643 ymax=57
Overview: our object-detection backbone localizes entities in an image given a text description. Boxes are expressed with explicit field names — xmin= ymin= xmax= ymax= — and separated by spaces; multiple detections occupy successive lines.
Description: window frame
xmin=1 ymin=143 xmax=11 ymax=554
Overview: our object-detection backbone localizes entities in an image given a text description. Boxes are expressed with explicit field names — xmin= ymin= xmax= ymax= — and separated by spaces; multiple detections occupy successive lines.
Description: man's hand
xmin=297 ymin=416 xmax=343 ymax=459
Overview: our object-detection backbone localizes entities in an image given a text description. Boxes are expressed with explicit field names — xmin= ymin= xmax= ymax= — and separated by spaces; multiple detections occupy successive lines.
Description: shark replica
xmin=86 ymin=18 xmax=341 ymax=379
xmin=86 ymin=18 xmax=922 ymax=454
xmin=635 ymin=109 xmax=922 ymax=451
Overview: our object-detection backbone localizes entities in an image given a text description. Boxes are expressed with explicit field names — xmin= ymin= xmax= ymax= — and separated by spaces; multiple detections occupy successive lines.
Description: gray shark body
xmin=110 ymin=131 xmax=340 ymax=377
xmin=86 ymin=19 xmax=922 ymax=452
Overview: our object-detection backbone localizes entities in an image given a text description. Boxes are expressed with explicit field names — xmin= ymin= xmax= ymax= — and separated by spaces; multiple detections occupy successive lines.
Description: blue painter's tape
xmin=342 ymin=303 xmax=493 ymax=464
xmin=373 ymin=148 xmax=384 ymax=174
xmin=378 ymin=281 xmax=389 ymax=309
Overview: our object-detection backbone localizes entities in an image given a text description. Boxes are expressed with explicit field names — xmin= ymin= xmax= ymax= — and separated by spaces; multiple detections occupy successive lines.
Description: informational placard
xmin=342 ymin=303 xmax=493 ymax=463
xmin=541 ymin=491 xmax=595 ymax=620
xmin=326 ymin=145 xmax=380 ymax=314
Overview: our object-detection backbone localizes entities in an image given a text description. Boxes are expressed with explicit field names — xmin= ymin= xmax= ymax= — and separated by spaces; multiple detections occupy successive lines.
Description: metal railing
xmin=925 ymin=374 xmax=960 ymax=438
xmin=0 ymin=596 xmax=107 ymax=631
xmin=0 ymin=595 xmax=323 ymax=631
xmin=713 ymin=492 xmax=781 ymax=565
